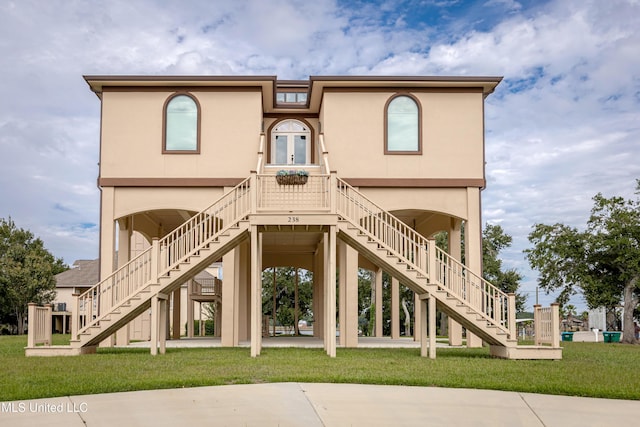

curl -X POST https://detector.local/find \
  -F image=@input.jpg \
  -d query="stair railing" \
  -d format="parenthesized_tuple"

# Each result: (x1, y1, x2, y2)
(335, 177, 513, 335)
(74, 176, 252, 339)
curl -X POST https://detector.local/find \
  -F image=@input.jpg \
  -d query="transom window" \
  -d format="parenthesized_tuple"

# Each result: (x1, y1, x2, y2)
(270, 119, 311, 165)
(276, 91, 308, 104)
(385, 94, 421, 154)
(163, 94, 200, 153)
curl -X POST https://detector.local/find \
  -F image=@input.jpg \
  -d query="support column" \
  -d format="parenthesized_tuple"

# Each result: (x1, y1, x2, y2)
(375, 268, 383, 337)
(391, 277, 400, 339)
(187, 280, 194, 338)
(413, 292, 421, 341)
(172, 288, 181, 340)
(448, 218, 463, 346)
(214, 300, 222, 337)
(324, 226, 337, 357)
(420, 295, 437, 358)
(466, 188, 483, 348)
(150, 293, 168, 355)
(420, 298, 428, 357)
(250, 226, 262, 357)
(338, 240, 358, 347)
(221, 248, 240, 347)
(238, 240, 251, 342)
(314, 238, 325, 339)
(159, 297, 167, 354)
(99, 188, 117, 348)
(115, 217, 132, 345)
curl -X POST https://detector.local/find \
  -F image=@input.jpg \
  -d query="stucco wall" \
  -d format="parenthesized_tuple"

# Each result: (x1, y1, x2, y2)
(321, 90, 485, 180)
(100, 90, 263, 179)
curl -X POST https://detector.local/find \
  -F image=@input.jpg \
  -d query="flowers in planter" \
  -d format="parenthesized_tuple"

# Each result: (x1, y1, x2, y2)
(276, 169, 309, 185)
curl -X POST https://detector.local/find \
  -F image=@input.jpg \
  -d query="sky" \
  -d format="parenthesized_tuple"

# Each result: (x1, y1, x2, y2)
(0, 0, 638, 311)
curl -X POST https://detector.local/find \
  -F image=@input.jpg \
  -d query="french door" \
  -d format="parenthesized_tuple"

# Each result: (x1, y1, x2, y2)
(271, 119, 310, 165)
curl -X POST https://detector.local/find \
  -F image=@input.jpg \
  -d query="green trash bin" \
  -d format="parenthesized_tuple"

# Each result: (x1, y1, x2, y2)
(603, 331, 621, 343)
(561, 332, 574, 342)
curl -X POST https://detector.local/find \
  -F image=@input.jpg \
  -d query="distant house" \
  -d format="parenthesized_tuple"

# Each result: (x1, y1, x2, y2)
(53, 259, 99, 334)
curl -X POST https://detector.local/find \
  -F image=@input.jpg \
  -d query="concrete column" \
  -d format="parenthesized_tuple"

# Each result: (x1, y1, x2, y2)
(375, 268, 383, 337)
(429, 295, 436, 359)
(215, 300, 222, 337)
(150, 295, 160, 356)
(448, 218, 463, 346)
(172, 288, 181, 340)
(250, 226, 262, 357)
(159, 296, 167, 355)
(391, 277, 400, 339)
(314, 238, 325, 339)
(465, 188, 483, 348)
(338, 240, 358, 347)
(98, 188, 117, 348)
(238, 240, 251, 342)
(221, 248, 240, 346)
(115, 217, 132, 346)
(420, 298, 428, 357)
(324, 226, 337, 357)
(413, 292, 421, 341)
(187, 281, 194, 338)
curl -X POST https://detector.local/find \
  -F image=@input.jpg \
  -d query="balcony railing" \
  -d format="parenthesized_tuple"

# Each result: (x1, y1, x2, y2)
(256, 174, 331, 211)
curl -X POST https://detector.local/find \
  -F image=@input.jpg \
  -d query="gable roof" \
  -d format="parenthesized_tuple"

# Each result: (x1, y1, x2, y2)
(55, 259, 99, 288)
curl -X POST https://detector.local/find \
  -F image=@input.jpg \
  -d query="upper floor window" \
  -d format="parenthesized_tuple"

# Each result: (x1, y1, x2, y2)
(385, 94, 421, 154)
(163, 94, 200, 153)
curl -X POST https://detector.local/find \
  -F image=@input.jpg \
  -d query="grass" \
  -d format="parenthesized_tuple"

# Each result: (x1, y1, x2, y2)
(1, 335, 639, 401)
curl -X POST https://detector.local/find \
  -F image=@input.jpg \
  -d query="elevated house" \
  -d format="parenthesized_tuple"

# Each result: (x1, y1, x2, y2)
(26, 75, 561, 359)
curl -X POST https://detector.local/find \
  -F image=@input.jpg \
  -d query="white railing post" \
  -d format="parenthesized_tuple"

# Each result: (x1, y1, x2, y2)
(72, 293, 80, 340)
(508, 293, 516, 340)
(151, 238, 160, 282)
(427, 239, 436, 283)
(551, 303, 560, 348)
(250, 172, 257, 215)
(533, 304, 541, 345)
(45, 304, 52, 345)
(27, 303, 36, 348)
(330, 172, 337, 214)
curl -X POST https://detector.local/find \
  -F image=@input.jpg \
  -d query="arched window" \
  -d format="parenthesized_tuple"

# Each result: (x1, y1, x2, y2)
(385, 94, 421, 154)
(270, 119, 311, 165)
(163, 94, 200, 153)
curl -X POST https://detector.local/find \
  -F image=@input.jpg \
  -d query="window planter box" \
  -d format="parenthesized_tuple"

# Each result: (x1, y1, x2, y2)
(276, 174, 308, 185)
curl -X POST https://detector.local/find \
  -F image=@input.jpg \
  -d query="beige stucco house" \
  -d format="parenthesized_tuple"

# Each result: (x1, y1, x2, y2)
(27, 75, 561, 359)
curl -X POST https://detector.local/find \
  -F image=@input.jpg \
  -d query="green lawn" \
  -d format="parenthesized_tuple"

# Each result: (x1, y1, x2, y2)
(1, 335, 639, 401)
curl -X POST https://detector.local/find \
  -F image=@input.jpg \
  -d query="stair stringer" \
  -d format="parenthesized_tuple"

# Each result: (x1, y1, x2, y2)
(74, 222, 250, 348)
(337, 221, 514, 348)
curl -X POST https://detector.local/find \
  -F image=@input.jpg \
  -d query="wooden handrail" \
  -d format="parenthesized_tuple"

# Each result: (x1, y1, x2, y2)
(75, 177, 252, 338)
(335, 176, 513, 335)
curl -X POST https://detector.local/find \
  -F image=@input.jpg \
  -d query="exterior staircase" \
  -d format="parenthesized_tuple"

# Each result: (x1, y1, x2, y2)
(27, 169, 561, 359)
(69, 178, 252, 351)
(335, 178, 514, 348)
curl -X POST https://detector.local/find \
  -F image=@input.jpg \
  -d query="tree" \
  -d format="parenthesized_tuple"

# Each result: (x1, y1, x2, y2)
(526, 181, 640, 344)
(482, 224, 526, 312)
(0, 218, 67, 334)
(261, 267, 313, 335)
